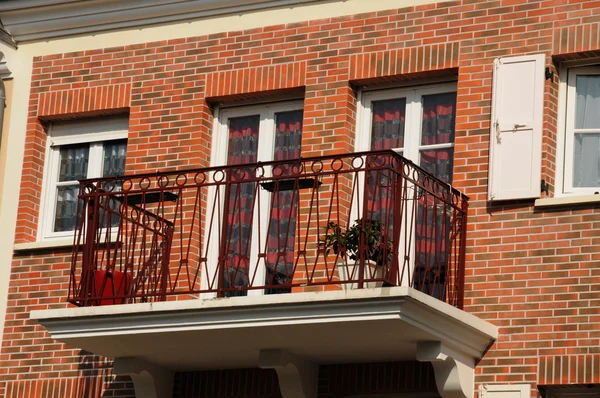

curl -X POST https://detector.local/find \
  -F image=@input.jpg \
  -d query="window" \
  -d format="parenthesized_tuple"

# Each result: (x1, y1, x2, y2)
(357, 83, 457, 183)
(208, 101, 303, 296)
(357, 83, 457, 294)
(40, 117, 128, 240)
(562, 66, 600, 194)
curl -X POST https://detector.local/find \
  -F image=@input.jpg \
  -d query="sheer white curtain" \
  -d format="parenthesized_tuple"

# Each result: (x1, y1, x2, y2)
(55, 145, 89, 232)
(103, 140, 127, 177)
(54, 140, 127, 232)
(574, 75, 600, 188)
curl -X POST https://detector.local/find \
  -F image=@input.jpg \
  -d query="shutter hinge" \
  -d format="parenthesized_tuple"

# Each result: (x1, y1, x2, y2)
(541, 179, 550, 195)
(494, 119, 501, 144)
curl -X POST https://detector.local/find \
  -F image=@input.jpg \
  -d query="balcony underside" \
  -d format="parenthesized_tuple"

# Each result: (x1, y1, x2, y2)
(33, 287, 496, 371)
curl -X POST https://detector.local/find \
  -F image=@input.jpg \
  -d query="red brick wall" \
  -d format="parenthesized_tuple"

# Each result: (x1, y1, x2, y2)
(3, 0, 600, 396)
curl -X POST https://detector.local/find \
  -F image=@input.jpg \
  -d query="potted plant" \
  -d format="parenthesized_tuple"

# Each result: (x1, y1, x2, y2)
(321, 218, 392, 289)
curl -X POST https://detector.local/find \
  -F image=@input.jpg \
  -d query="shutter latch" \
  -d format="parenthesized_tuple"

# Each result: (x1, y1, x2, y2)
(494, 119, 501, 144)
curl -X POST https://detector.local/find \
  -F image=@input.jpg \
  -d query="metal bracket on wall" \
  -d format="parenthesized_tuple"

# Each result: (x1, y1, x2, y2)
(541, 179, 550, 195)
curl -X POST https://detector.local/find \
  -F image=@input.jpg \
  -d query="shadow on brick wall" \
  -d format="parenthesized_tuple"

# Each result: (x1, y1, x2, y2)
(77, 350, 136, 398)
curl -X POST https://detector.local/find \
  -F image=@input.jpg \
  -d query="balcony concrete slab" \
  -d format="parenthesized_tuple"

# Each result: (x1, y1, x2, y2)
(32, 287, 496, 373)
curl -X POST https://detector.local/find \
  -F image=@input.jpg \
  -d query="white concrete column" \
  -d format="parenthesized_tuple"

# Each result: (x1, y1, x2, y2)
(114, 357, 174, 398)
(259, 349, 317, 398)
(417, 341, 475, 398)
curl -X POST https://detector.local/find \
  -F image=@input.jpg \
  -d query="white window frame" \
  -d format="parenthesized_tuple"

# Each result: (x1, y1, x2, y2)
(356, 82, 457, 164)
(202, 100, 304, 298)
(557, 64, 600, 196)
(39, 117, 129, 241)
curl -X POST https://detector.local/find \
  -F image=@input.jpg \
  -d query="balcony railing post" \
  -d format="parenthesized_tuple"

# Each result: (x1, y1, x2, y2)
(159, 224, 174, 301)
(391, 155, 404, 286)
(217, 170, 232, 297)
(358, 156, 371, 290)
(457, 198, 469, 310)
(81, 185, 101, 306)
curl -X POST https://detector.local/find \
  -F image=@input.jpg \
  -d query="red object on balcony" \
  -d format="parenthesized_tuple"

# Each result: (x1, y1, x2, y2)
(93, 270, 133, 306)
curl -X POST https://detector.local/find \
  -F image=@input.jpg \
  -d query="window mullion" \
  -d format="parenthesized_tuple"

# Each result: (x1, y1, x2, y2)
(405, 90, 422, 164)
(258, 108, 274, 163)
(87, 143, 103, 178)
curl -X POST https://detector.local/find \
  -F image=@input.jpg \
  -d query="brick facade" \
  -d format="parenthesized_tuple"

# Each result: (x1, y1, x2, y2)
(2, 0, 600, 397)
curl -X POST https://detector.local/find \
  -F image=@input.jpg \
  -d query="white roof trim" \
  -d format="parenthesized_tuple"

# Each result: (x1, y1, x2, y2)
(0, 51, 10, 77)
(0, 0, 323, 43)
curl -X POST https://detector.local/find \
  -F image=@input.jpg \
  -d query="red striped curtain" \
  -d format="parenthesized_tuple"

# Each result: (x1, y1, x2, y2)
(414, 92, 456, 299)
(419, 92, 455, 182)
(365, 98, 406, 222)
(365, 93, 456, 293)
(363, 98, 406, 275)
(265, 110, 303, 294)
(224, 115, 260, 295)
(370, 98, 406, 151)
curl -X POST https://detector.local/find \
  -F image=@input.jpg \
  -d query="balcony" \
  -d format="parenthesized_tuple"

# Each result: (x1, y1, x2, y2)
(32, 150, 497, 398)
(67, 150, 468, 306)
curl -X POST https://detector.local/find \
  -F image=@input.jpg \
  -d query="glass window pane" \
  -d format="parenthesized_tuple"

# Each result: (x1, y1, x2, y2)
(421, 92, 456, 146)
(576, 75, 600, 129)
(54, 184, 81, 232)
(371, 98, 406, 150)
(101, 140, 127, 228)
(227, 115, 260, 165)
(274, 110, 303, 162)
(420, 148, 454, 184)
(573, 133, 600, 187)
(103, 139, 127, 177)
(58, 144, 89, 182)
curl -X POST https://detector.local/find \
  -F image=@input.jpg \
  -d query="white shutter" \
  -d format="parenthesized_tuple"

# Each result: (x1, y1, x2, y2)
(480, 384, 530, 398)
(488, 54, 545, 201)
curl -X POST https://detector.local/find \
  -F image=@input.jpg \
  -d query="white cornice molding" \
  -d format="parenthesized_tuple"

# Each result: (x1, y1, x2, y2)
(0, 0, 452, 45)
(0, 0, 324, 43)
(0, 51, 11, 78)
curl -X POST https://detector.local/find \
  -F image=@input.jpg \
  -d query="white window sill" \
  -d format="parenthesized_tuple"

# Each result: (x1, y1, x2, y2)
(14, 233, 119, 252)
(534, 194, 600, 208)
(14, 239, 75, 252)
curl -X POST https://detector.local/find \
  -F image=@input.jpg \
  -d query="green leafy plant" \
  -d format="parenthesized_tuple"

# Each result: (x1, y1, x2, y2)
(321, 218, 392, 265)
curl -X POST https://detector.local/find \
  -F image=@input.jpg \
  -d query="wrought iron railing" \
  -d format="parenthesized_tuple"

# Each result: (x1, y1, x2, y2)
(68, 150, 468, 308)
